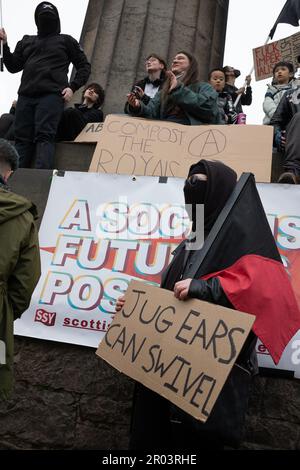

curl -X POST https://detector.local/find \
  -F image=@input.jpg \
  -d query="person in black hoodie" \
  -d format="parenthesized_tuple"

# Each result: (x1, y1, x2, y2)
(56, 82, 104, 141)
(0, 2, 91, 169)
(115, 160, 258, 450)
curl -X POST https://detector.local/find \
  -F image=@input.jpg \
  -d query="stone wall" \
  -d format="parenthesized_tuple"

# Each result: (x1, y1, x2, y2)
(72, 0, 229, 115)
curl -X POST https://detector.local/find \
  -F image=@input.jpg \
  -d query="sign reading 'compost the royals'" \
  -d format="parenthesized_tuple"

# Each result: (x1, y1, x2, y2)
(97, 280, 255, 422)
(89, 115, 273, 182)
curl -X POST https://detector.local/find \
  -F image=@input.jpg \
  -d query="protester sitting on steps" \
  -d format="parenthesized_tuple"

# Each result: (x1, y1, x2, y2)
(56, 82, 104, 141)
(208, 68, 237, 124)
(0, 100, 17, 141)
(127, 51, 220, 125)
(263, 61, 294, 125)
(124, 53, 167, 114)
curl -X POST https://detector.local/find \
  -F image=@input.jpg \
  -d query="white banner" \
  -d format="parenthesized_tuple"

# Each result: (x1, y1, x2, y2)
(15, 172, 189, 347)
(256, 183, 300, 378)
(15, 174, 300, 377)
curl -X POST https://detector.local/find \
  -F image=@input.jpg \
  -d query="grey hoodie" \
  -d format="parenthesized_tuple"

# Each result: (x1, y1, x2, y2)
(263, 81, 293, 125)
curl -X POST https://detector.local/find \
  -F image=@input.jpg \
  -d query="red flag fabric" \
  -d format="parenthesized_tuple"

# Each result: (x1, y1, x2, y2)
(186, 171, 300, 365)
(202, 254, 300, 364)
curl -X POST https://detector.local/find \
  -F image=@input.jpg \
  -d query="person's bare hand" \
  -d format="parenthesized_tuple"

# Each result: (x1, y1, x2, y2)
(62, 87, 73, 102)
(245, 75, 252, 86)
(174, 278, 192, 300)
(0, 28, 7, 44)
(166, 70, 178, 92)
(115, 295, 126, 312)
(237, 86, 246, 95)
(127, 92, 141, 109)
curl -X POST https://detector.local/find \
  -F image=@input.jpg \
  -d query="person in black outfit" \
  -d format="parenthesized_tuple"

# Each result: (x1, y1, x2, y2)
(115, 160, 258, 450)
(124, 53, 166, 113)
(0, 2, 91, 169)
(56, 82, 104, 141)
(270, 77, 300, 184)
(223, 65, 252, 114)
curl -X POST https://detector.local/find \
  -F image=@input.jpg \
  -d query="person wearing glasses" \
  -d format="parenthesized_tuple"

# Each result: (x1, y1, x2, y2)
(126, 51, 219, 125)
(124, 53, 167, 113)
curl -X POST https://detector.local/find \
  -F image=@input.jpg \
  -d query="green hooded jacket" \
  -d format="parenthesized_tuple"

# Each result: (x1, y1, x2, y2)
(0, 186, 41, 399)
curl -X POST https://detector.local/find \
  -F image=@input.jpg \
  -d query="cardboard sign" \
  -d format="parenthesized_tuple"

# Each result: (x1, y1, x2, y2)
(97, 280, 255, 422)
(253, 32, 300, 81)
(88, 115, 273, 182)
(75, 122, 103, 142)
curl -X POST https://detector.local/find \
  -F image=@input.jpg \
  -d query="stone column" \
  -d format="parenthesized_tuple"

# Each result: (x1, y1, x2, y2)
(78, 0, 229, 115)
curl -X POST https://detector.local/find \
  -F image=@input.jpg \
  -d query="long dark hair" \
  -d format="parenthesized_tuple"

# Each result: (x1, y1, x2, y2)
(160, 51, 199, 104)
(177, 51, 199, 86)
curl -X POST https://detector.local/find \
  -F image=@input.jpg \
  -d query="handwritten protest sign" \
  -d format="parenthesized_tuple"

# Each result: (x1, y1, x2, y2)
(253, 32, 300, 81)
(97, 280, 255, 422)
(89, 115, 273, 182)
(75, 122, 104, 143)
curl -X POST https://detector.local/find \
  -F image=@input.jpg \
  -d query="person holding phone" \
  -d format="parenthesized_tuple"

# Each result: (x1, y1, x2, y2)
(126, 51, 219, 125)
(124, 53, 166, 113)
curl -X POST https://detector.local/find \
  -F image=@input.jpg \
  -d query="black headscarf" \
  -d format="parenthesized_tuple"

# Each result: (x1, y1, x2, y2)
(163, 160, 237, 290)
(184, 159, 237, 236)
(35, 2, 61, 37)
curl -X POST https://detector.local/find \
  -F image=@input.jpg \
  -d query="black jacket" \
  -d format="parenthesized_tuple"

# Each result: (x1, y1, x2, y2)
(162, 241, 257, 374)
(271, 81, 300, 130)
(270, 81, 300, 148)
(3, 34, 91, 97)
(74, 103, 103, 123)
(124, 73, 166, 113)
(224, 83, 252, 114)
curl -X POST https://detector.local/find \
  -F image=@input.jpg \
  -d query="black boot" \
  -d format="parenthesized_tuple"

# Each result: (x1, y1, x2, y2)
(34, 141, 56, 169)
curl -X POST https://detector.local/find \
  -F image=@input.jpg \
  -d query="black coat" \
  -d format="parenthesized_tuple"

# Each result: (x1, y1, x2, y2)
(3, 34, 91, 96)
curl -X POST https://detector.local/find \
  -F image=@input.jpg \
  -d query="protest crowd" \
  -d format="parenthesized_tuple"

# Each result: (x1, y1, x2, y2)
(0, 0, 300, 453)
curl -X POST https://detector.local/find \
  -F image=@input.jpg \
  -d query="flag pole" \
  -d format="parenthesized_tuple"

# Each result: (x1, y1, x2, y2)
(0, 0, 3, 72)
(234, 34, 271, 109)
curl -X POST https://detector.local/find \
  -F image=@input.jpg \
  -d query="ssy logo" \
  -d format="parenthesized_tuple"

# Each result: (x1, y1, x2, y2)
(35, 309, 56, 327)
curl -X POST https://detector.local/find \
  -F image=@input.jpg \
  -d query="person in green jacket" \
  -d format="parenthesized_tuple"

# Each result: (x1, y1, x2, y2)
(0, 139, 41, 399)
(126, 50, 220, 125)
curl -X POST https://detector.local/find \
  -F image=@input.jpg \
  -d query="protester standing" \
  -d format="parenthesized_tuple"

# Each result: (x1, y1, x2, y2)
(0, 2, 91, 169)
(0, 139, 41, 399)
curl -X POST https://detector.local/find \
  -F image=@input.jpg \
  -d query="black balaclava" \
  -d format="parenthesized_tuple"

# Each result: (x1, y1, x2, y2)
(35, 2, 60, 37)
(184, 159, 237, 236)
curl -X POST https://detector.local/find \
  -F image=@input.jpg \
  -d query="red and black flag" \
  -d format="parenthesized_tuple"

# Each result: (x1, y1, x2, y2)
(269, 0, 300, 39)
(187, 173, 300, 365)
